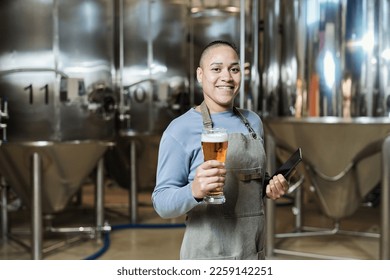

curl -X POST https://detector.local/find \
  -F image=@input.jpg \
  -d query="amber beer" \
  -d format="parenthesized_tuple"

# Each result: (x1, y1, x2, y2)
(201, 128, 228, 204)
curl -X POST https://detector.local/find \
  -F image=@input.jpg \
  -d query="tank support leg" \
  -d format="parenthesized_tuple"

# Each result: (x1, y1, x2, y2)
(31, 152, 42, 260)
(129, 140, 138, 224)
(96, 157, 104, 241)
(0, 177, 8, 241)
(265, 135, 276, 258)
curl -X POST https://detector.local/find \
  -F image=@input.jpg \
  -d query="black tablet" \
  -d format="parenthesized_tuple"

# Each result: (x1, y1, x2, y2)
(271, 148, 302, 179)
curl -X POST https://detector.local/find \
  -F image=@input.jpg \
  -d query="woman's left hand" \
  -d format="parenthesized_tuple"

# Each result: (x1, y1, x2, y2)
(265, 174, 289, 200)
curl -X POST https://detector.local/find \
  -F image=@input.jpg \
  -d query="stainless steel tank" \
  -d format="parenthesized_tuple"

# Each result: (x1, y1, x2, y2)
(105, 0, 190, 194)
(117, 0, 190, 135)
(0, 0, 115, 214)
(261, 0, 390, 220)
(263, 0, 390, 118)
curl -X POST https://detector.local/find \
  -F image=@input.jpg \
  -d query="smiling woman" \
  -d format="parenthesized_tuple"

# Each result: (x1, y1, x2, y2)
(152, 40, 289, 260)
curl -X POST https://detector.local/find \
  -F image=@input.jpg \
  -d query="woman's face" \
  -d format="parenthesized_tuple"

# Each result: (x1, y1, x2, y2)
(196, 45, 241, 112)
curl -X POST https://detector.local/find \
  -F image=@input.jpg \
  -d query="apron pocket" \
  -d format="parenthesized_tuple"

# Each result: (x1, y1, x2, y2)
(223, 168, 264, 218)
(236, 167, 263, 181)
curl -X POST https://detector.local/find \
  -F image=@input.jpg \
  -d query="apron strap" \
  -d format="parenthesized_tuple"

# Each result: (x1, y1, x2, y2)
(200, 101, 213, 129)
(200, 101, 258, 139)
(233, 107, 258, 139)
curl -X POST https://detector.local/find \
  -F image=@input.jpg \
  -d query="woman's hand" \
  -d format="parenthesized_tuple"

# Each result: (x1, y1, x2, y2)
(266, 174, 289, 200)
(192, 160, 226, 200)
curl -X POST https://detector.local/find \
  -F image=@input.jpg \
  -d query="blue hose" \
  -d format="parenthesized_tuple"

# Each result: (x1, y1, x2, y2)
(83, 223, 186, 260)
(84, 232, 111, 260)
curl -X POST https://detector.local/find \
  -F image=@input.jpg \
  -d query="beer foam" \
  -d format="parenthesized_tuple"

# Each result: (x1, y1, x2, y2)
(201, 132, 228, 142)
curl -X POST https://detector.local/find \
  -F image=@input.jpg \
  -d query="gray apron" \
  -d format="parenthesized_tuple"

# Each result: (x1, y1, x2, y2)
(180, 102, 267, 260)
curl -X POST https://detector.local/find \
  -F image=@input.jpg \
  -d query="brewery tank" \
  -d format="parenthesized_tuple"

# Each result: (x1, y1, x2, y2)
(0, 0, 116, 214)
(104, 0, 191, 195)
(261, 0, 390, 220)
(105, 0, 259, 197)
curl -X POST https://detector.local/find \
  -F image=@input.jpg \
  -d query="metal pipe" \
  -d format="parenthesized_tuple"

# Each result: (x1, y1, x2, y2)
(265, 134, 276, 258)
(273, 248, 355, 260)
(302, 226, 380, 238)
(53, 0, 60, 77)
(0, 68, 68, 78)
(31, 152, 42, 260)
(239, 0, 245, 108)
(189, 12, 195, 108)
(364, 0, 376, 117)
(251, 0, 259, 111)
(147, 0, 154, 132)
(275, 224, 379, 239)
(276, 226, 339, 238)
(380, 135, 390, 259)
(95, 157, 104, 241)
(47, 225, 111, 234)
(118, 0, 125, 115)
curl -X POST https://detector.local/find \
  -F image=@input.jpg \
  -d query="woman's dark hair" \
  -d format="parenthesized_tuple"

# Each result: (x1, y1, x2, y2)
(199, 40, 239, 66)
(201, 40, 239, 55)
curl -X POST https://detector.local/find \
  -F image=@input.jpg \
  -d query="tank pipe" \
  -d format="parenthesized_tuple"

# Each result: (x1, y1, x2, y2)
(117, 0, 127, 119)
(146, 0, 155, 132)
(251, 0, 259, 112)
(189, 14, 195, 108)
(275, 223, 340, 238)
(47, 225, 111, 234)
(239, 0, 245, 108)
(83, 223, 185, 260)
(53, 0, 60, 80)
(0, 68, 68, 78)
(272, 248, 354, 260)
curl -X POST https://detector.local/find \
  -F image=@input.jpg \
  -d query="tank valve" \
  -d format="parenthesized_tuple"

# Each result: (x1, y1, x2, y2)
(0, 98, 8, 144)
(87, 82, 117, 120)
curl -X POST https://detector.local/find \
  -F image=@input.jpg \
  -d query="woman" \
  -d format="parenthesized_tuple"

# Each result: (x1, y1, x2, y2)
(152, 40, 288, 259)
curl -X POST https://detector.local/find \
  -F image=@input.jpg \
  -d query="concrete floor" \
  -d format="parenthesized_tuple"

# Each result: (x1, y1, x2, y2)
(0, 181, 381, 260)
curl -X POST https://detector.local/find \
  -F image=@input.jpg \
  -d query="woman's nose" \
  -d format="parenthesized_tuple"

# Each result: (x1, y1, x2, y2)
(221, 69, 233, 81)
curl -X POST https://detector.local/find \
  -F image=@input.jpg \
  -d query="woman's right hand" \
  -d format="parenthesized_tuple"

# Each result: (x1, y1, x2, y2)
(191, 160, 226, 200)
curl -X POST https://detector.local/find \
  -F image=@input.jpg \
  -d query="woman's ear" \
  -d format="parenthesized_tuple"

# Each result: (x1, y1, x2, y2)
(196, 67, 202, 85)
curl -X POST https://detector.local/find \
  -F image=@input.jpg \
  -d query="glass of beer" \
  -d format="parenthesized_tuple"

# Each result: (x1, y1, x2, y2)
(201, 127, 228, 204)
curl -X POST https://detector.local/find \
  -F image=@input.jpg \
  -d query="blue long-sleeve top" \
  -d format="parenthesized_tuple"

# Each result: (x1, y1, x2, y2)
(152, 107, 264, 219)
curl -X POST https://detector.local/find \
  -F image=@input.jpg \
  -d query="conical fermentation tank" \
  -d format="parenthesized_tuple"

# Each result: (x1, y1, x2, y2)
(261, 0, 390, 220)
(0, 0, 116, 214)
